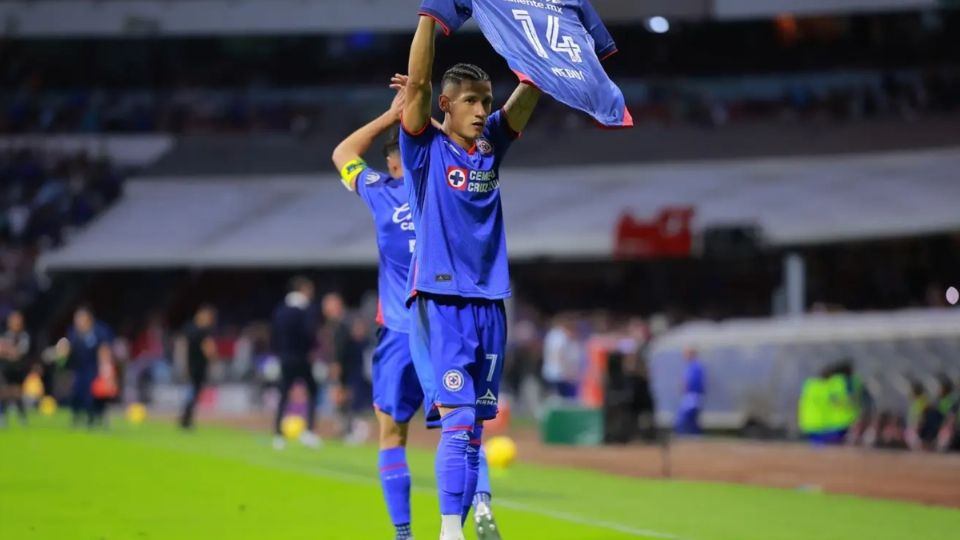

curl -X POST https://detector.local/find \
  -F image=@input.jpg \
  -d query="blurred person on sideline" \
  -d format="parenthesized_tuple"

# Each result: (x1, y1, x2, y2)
(674, 348, 705, 435)
(934, 376, 958, 452)
(90, 350, 119, 427)
(272, 277, 321, 450)
(541, 315, 582, 400)
(905, 380, 941, 451)
(325, 292, 366, 442)
(57, 306, 114, 427)
(179, 304, 218, 430)
(0, 310, 31, 426)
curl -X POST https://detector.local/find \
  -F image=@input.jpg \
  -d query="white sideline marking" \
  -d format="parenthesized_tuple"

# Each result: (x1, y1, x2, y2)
(142, 435, 688, 539)
(298, 461, 685, 539)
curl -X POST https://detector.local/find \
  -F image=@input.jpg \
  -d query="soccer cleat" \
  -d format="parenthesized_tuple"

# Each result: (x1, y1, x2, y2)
(272, 436, 286, 450)
(474, 502, 502, 540)
(299, 431, 322, 449)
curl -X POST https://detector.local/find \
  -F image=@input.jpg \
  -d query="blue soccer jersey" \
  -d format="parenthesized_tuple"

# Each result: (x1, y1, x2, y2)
(400, 110, 518, 301)
(342, 166, 417, 332)
(419, 0, 632, 127)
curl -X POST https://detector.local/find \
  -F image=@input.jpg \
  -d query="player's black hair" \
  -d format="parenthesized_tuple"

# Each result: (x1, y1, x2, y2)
(441, 63, 490, 89)
(288, 275, 314, 293)
(382, 127, 400, 158)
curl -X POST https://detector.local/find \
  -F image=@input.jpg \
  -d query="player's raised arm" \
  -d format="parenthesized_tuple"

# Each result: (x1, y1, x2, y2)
(331, 76, 406, 188)
(502, 82, 542, 134)
(402, 15, 437, 135)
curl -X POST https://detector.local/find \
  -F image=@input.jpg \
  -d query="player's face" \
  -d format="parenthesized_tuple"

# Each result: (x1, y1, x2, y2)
(442, 80, 493, 141)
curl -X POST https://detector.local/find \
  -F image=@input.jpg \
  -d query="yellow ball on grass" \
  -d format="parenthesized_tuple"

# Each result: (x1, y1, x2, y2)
(126, 402, 148, 424)
(281, 415, 306, 440)
(484, 436, 518, 470)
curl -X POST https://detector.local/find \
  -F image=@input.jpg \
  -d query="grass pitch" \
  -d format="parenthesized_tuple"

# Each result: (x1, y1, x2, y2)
(1, 415, 957, 540)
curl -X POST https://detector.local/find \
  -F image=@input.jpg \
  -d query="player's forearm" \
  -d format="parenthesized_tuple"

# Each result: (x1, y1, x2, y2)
(331, 110, 398, 171)
(403, 16, 436, 133)
(503, 83, 542, 133)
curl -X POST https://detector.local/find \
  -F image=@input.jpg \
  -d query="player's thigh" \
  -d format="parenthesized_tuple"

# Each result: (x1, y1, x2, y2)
(475, 300, 507, 421)
(413, 295, 481, 409)
(373, 328, 424, 425)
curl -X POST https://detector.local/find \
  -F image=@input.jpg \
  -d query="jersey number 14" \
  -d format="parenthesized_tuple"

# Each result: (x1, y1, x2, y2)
(512, 9, 583, 63)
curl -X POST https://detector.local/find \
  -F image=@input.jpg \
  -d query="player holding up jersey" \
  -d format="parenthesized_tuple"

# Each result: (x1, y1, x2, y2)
(332, 77, 503, 540)
(401, 13, 541, 540)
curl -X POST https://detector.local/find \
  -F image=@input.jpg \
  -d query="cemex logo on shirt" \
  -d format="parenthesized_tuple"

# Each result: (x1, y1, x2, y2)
(446, 166, 500, 194)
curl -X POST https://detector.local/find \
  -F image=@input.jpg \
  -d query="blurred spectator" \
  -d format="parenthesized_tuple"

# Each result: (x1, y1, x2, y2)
(271, 277, 320, 449)
(324, 291, 367, 443)
(675, 348, 706, 435)
(0, 309, 31, 425)
(58, 306, 114, 428)
(542, 315, 583, 400)
(179, 304, 218, 430)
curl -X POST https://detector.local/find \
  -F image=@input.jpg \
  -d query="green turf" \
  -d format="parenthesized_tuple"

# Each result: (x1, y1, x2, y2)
(1, 415, 958, 540)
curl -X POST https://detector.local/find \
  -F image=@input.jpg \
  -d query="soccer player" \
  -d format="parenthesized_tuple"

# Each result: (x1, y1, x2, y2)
(401, 14, 541, 540)
(57, 306, 114, 428)
(332, 76, 502, 540)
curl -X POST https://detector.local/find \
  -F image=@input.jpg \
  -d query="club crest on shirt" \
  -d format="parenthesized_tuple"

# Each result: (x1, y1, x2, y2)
(476, 138, 494, 155)
(443, 369, 465, 392)
(446, 167, 469, 191)
(363, 171, 381, 185)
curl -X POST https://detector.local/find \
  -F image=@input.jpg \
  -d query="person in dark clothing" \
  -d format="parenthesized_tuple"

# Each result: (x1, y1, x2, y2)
(57, 306, 114, 427)
(179, 305, 218, 430)
(324, 292, 365, 440)
(272, 277, 321, 449)
(0, 310, 31, 426)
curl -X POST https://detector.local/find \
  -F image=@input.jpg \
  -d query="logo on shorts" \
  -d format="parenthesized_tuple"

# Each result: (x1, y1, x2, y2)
(443, 369, 465, 392)
(447, 167, 468, 191)
(476, 389, 498, 407)
(476, 138, 493, 155)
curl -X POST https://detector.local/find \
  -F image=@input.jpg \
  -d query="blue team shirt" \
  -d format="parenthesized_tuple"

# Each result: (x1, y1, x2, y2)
(67, 322, 113, 373)
(419, 0, 632, 127)
(400, 110, 517, 301)
(349, 168, 417, 332)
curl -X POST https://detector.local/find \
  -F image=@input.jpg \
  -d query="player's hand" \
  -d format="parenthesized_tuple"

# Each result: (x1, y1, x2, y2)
(388, 73, 409, 121)
(389, 73, 409, 91)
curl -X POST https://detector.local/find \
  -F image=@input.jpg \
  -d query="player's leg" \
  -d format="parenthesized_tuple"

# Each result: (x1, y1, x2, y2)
(470, 301, 507, 538)
(373, 327, 423, 540)
(377, 410, 413, 540)
(410, 295, 479, 540)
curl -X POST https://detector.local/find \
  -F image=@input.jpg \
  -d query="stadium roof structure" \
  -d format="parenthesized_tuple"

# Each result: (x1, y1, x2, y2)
(39, 146, 960, 270)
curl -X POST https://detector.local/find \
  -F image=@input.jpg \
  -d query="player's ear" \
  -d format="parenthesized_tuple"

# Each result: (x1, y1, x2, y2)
(438, 94, 450, 114)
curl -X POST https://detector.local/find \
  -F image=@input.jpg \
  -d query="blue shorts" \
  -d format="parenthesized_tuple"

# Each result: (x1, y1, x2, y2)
(372, 327, 425, 424)
(410, 294, 506, 422)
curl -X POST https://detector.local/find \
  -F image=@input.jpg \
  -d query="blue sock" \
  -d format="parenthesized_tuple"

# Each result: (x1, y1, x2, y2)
(474, 444, 492, 505)
(379, 447, 412, 533)
(437, 407, 475, 516)
(461, 423, 483, 524)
